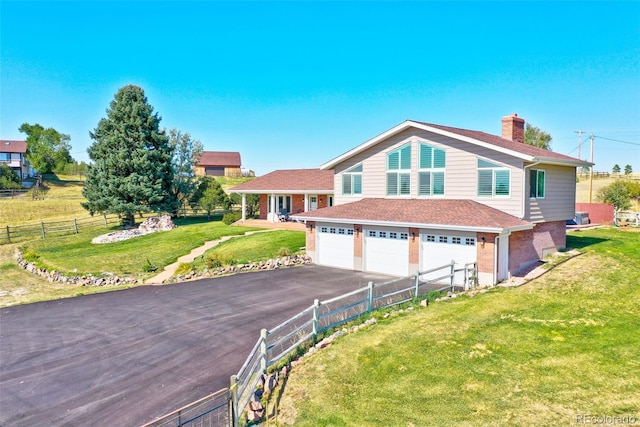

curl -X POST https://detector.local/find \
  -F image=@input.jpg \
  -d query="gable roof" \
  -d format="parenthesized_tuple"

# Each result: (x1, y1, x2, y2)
(198, 151, 241, 167)
(321, 120, 592, 169)
(230, 169, 334, 194)
(0, 140, 27, 154)
(292, 198, 533, 233)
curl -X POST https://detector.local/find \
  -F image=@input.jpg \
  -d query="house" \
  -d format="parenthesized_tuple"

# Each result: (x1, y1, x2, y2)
(0, 140, 32, 180)
(289, 114, 591, 286)
(230, 169, 334, 222)
(195, 151, 242, 177)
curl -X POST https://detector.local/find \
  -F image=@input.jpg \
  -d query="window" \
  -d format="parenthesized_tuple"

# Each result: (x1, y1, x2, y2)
(338, 228, 345, 235)
(426, 235, 435, 242)
(477, 159, 510, 197)
(530, 169, 545, 198)
(439, 236, 448, 243)
(387, 144, 411, 196)
(342, 164, 362, 196)
(330, 228, 336, 234)
(379, 231, 387, 238)
(368, 230, 376, 237)
(400, 233, 408, 240)
(418, 143, 446, 196)
(321, 227, 328, 233)
(465, 238, 476, 246)
(0, 153, 10, 161)
(390, 232, 397, 239)
(347, 229, 354, 236)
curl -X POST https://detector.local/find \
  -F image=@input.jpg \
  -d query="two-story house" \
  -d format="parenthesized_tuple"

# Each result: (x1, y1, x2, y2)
(0, 140, 31, 180)
(290, 114, 591, 286)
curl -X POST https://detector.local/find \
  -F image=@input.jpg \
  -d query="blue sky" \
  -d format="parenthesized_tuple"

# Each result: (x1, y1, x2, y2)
(2, 1, 639, 176)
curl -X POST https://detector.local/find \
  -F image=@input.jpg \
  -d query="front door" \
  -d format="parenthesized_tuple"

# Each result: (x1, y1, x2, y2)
(309, 196, 318, 211)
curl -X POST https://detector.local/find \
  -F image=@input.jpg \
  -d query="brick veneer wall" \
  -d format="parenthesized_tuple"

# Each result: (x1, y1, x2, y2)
(306, 221, 316, 261)
(510, 220, 566, 273)
(259, 194, 268, 220)
(476, 232, 496, 275)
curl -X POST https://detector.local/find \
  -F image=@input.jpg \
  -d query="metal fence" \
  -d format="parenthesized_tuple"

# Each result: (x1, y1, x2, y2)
(615, 210, 640, 227)
(140, 261, 477, 427)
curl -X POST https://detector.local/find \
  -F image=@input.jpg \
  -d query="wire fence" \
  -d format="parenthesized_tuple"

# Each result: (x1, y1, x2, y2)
(614, 210, 640, 227)
(142, 261, 477, 427)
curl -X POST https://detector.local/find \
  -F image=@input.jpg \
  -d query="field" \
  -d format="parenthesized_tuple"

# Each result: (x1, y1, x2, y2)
(275, 227, 640, 426)
(576, 173, 640, 209)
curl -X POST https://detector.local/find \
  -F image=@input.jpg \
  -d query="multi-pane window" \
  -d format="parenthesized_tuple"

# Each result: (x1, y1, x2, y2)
(342, 164, 363, 196)
(418, 143, 446, 196)
(477, 159, 510, 197)
(387, 144, 411, 196)
(529, 169, 546, 198)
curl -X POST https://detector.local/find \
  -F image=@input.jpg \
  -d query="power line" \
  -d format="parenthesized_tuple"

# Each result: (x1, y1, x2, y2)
(594, 135, 640, 146)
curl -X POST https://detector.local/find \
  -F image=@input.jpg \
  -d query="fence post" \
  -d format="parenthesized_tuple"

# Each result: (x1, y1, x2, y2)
(312, 299, 320, 336)
(104, 214, 107, 227)
(41, 222, 46, 239)
(414, 275, 420, 298)
(230, 374, 238, 427)
(367, 281, 374, 313)
(260, 328, 268, 373)
(5, 226, 10, 244)
(450, 260, 455, 293)
(74, 218, 79, 234)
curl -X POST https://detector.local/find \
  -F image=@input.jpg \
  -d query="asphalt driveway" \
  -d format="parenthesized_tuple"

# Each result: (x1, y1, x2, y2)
(0, 265, 393, 426)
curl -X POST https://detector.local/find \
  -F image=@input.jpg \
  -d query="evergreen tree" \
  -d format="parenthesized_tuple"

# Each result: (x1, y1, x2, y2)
(0, 164, 22, 189)
(612, 164, 621, 174)
(82, 85, 177, 225)
(624, 164, 633, 175)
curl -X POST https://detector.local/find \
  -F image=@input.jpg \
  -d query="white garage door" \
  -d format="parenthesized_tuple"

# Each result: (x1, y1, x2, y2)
(420, 230, 477, 284)
(317, 224, 354, 270)
(364, 227, 409, 277)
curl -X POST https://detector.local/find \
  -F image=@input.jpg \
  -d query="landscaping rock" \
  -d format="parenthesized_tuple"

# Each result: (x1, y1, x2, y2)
(92, 215, 176, 244)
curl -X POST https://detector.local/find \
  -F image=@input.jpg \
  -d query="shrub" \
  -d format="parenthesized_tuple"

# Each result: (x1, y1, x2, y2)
(174, 262, 193, 276)
(222, 212, 242, 225)
(204, 252, 231, 269)
(278, 247, 291, 257)
(142, 258, 158, 272)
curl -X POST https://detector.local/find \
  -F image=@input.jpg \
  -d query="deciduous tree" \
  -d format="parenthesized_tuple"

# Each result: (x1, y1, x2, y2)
(195, 177, 230, 219)
(624, 164, 633, 175)
(597, 180, 631, 211)
(524, 124, 552, 150)
(82, 85, 177, 225)
(168, 128, 203, 213)
(19, 123, 73, 173)
(0, 164, 21, 189)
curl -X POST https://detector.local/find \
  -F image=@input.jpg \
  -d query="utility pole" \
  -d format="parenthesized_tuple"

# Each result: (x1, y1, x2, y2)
(575, 129, 584, 161)
(589, 133, 594, 203)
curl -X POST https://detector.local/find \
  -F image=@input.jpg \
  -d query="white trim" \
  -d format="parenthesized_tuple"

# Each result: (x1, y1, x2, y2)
(290, 215, 533, 233)
(232, 189, 333, 195)
(320, 120, 590, 170)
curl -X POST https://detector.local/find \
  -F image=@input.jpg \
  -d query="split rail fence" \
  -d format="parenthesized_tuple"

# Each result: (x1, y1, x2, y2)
(0, 215, 123, 245)
(143, 261, 477, 427)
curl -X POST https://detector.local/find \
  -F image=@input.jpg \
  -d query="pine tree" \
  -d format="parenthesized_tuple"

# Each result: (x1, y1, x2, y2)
(82, 85, 177, 226)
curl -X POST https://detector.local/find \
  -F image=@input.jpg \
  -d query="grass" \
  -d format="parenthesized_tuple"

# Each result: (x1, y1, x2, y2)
(190, 230, 305, 269)
(19, 218, 260, 277)
(0, 174, 88, 226)
(576, 173, 640, 209)
(275, 228, 640, 426)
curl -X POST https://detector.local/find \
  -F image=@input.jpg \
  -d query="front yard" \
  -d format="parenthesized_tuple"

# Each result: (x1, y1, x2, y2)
(274, 227, 640, 426)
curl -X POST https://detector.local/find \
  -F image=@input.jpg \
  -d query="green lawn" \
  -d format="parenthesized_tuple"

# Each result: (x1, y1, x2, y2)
(190, 230, 305, 268)
(276, 228, 640, 426)
(20, 218, 259, 276)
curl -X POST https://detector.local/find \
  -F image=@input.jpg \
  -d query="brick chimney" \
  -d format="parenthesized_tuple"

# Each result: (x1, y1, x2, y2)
(501, 113, 525, 143)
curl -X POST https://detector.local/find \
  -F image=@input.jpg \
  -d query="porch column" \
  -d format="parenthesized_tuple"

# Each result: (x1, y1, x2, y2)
(304, 194, 309, 212)
(270, 193, 277, 223)
(241, 194, 246, 222)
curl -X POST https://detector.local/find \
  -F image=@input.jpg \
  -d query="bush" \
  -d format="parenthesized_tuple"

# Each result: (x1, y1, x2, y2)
(204, 252, 231, 269)
(278, 247, 291, 257)
(142, 258, 158, 272)
(222, 212, 242, 225)
(174, 262, 193, 276)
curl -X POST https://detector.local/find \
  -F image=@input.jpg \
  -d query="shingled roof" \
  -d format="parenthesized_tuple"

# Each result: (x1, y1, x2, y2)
(321, 120, 591, 170)
(0, 140, 27, 154)
(292, 198, 532, 232)
(198, 151, 241, 167)
(230, 169, 334, 194)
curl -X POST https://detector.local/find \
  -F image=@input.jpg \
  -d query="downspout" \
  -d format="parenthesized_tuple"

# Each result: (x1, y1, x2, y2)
(521, 161, 542, 219)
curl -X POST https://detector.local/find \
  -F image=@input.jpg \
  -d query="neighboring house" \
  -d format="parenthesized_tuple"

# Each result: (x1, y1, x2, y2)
(230, 169, 334, 222)
(0, 140, 32, 180)
(289, 114, 591, 286)
(195, 151, 242, 177)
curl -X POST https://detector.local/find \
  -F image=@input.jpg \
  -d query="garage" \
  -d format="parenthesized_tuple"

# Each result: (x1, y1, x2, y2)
(420, 230, 477, 284)
(363, 227, 409, 277)
(317, 223, 354, 270)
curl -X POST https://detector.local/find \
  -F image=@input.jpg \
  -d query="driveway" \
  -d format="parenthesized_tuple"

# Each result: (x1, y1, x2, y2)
(0, 265, 393, 426)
